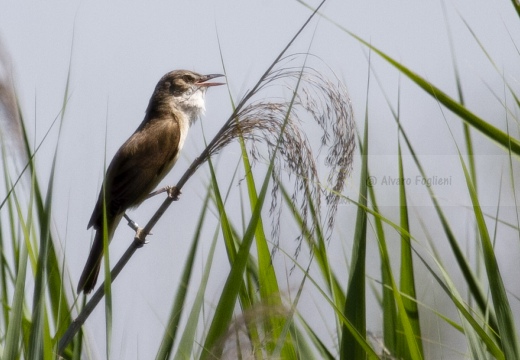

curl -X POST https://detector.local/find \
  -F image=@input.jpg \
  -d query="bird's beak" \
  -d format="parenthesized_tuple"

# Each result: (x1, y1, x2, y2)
(197, 74, 226, 87)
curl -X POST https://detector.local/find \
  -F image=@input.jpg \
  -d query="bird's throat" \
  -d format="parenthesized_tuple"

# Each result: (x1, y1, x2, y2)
(174, 89, 206, 126)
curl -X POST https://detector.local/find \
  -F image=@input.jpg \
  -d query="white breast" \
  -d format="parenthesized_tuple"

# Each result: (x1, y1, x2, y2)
(170, 88, 206, 156)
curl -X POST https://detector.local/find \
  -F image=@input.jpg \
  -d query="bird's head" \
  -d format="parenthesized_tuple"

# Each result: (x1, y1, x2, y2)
(149, 70, 225, 124)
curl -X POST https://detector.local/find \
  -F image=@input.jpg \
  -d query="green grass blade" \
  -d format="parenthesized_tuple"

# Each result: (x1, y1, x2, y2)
(11, 50, 75, 359)
(369, 67, 500, 334)
(48, 49, 74, 353)
(379, 246, 423, 360)
(343, 139, 423, 359)
(175, 232, 220, 360)
(414, 249, 504, 359)
(210, 159, 237, 264)
(200, 150, 273, 359)
(458, 154, 520, 358)
(351, 103, 397, 355)
(46, 239, 72, 346)
(217, 32, 290, 357)
(1, 150, 19, 329)
(272, 190, 323, 358)
(278, 180, 344, 313)
(367, 185, 397, 355)
(28, 138, 57, 360)
(511, 0, 520, 18)
(201, 57, 307, 359)
(340, 97, 368, 360)
(277, 178, 346, 355)
(441, 3, 479, 190)
(297, 314, 335, 359)
(101, 201, 112, 359)
(155, 190, 211, 360)
(279, 245, 379, 358)
(396, 141, 423, 358)
(172, 217, 220, 359)
(4, 195, 31, 359)
(370, 46, 520, 155)
(200, 155, 263, 358)
(237, 136, 296, 358)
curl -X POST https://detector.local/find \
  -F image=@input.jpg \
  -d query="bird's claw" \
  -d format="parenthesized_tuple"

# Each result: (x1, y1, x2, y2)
(134, 227, 150, 247)
(167, 186, 181, 201)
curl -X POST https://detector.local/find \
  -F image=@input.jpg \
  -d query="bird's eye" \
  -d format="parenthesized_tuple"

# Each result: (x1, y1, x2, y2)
(182, 75, 194, 83)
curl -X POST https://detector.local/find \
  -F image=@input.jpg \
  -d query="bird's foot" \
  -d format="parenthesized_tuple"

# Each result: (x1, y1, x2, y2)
(134, 227, 150, 247)
(167, 186, 181, 201)
(125, 213, 152, 236)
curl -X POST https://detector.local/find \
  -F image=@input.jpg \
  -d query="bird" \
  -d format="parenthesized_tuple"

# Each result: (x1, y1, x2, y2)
(77, 70, 225, 294)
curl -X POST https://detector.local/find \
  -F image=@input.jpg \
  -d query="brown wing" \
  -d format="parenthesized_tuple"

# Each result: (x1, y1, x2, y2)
(88, 116, 181, 229)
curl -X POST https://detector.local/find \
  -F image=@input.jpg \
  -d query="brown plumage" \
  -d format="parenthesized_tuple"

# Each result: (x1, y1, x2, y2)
(78, 70, 224, 294)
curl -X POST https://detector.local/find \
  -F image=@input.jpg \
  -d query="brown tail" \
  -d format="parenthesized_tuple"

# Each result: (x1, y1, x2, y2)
(77, 230, 104, 294)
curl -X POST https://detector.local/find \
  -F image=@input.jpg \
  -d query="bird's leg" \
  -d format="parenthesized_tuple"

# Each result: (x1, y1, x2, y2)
(123, 213, 139, 231)
(166, 186, 181, 200)
(146, 186, 182, 200)
(146, 187, 168, 199)
(124, 213, 152, 241)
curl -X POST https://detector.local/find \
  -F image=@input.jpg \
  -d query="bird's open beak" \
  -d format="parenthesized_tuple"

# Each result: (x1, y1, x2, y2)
(197, 74, 226, 87)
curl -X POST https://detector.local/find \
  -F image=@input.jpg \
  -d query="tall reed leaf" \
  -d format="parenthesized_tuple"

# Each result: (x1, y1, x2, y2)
(155, 190, 211, 359)
(340, 83, 368, 360)
(459, 154, 520, 358)
(4, 192, 31, 359)
(396, 141, 423, 358)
